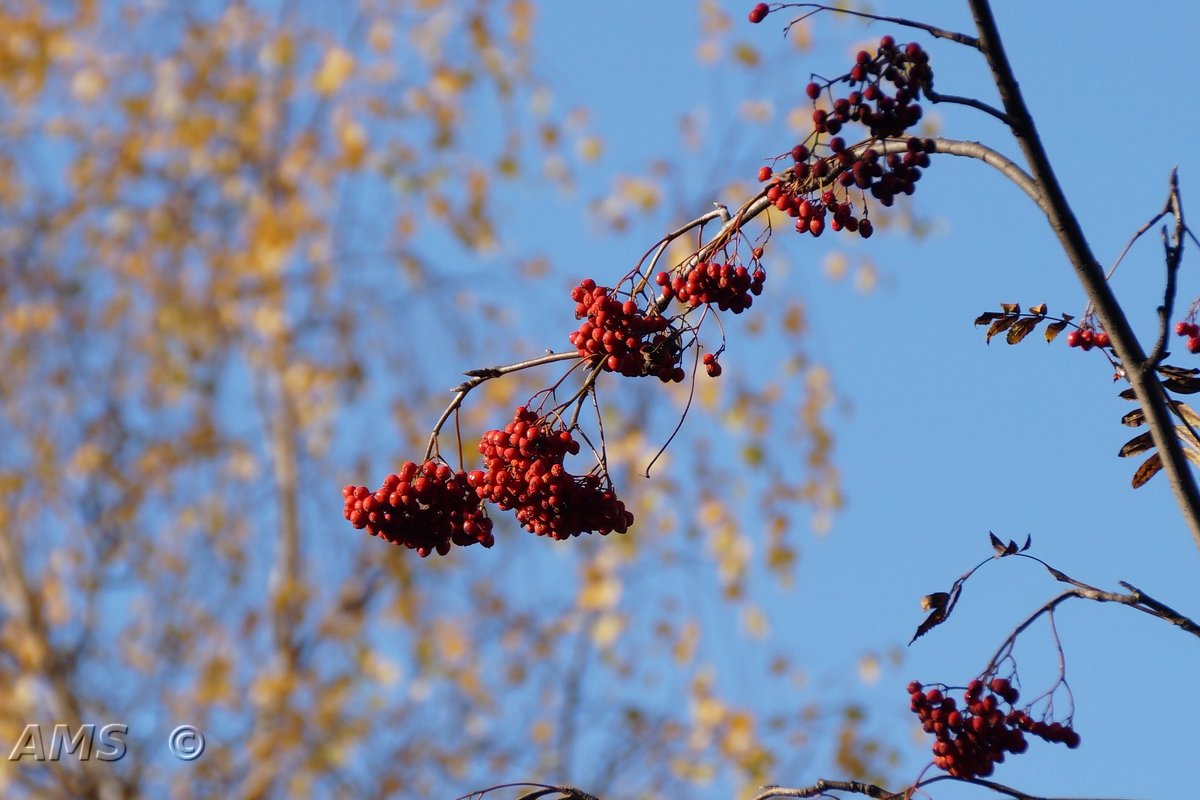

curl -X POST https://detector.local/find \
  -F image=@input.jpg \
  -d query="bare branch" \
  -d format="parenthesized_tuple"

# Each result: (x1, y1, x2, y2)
(425, 351, 581, 460)
(781, 4, 980, 49)
(923, 85, 1011, 126)
(1150, 169, 1186, 364)
(866, 138, 1046, 215)
(967, 0, 1200, 552)
(751, 779, 899, 800)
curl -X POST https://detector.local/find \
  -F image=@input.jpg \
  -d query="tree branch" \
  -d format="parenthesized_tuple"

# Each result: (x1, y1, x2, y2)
(924, 85, 1011, 126)
(782, 4, 981, 49)
(753, 775, 1134, 800)
(967, 0, 1200, 552)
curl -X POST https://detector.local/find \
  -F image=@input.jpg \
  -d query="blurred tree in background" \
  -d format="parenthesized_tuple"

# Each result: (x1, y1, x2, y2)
(0, 2, 864, 798)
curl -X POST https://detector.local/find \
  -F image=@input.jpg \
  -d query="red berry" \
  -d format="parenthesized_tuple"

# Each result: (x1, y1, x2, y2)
(1188, 336, 1200, 354)
(805, 81, 821, 100)
(757, 165, 772, 182)
(858, 219, 873, 239)
(748, 2, 769, 23)
(1094, 331, 1111, 348)
(1066, 330, 1081, 347)
(1176, 321, 1189, 336)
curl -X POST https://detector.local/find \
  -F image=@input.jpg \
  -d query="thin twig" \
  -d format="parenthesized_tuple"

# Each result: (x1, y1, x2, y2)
(781, 4, 980, 49)
(752, 775, 1131, 800)
(923, 85, 1011, 126)
(1081, 170, 1180, 361)
(1150, 168, 1185, 364)
(424, 351, 580, 460)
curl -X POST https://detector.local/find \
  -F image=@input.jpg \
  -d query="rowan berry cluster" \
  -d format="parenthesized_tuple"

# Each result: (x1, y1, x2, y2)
(1175, 320, 1200, 354)
(656, 261, 765, 313)
(342, 460, 495, 557)
(468, 406, 635, 540)
(568, 279, 685, 382)
(815, 38, 932, 141)
(758, 36, 937, 240)
(1064, 326, 1110, 350)
(908, 677, 1080, 779)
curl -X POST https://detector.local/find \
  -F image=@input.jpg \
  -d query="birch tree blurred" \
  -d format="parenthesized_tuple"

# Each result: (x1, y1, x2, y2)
(0, 3, 856, 798)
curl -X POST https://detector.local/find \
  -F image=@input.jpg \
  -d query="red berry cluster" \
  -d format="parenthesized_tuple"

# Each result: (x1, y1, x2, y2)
(908, 677, 1080, 779)
(568, 279, 684, 382)
(747, 2, 768, 23)
(1065, 326, 1111, 350)
(812, 38, 932, 141)
(758, 36, 938, 240)
(342, 460, 494, 557)
(468, 406, 635, 540)
(1175, 320, 1200, 354)
(656, 261, 765, 313)
(701, 352, 722, 377)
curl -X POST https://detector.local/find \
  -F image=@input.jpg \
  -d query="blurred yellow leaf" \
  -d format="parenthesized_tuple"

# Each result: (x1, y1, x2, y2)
(314, 47, 355, 96)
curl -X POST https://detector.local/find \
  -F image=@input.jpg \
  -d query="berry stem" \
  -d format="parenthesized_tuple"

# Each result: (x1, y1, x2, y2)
(424, 350, 583, 461)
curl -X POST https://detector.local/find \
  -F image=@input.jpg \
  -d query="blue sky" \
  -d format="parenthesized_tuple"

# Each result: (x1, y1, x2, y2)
(9, 2, 1199, 798)
(495, 1, 1200, 796)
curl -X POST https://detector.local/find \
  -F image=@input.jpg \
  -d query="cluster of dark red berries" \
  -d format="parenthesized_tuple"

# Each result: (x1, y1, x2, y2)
(747, 2, 769, 23)
(755, 36, 937, 240)
(763, 178, 877, 239)
(656, 261, 765, 313)
(1065, 327, 1111, 350)
(1175, 320, 1200, 354)
(568, 279, 685, 382)
(342, 460, 494, 557)
(908, 677, 1080, 779)
(810, 38, 931, 141)
(468, 406, 634, 540)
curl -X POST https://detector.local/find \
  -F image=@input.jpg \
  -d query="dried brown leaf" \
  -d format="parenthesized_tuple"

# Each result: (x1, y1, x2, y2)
(1158, 365, 1200, 379)
(1163, 376, 1200, 394)
(999, 302, 1020, 314)
(986, 315, 1018, 344)
(909, 606, 947, 645)
(1117, 431, 1155, 458)
(1170, 401, 1200, 428)
(1132, 452, 1163, 489)
(1121, 408, 1146, 427)
(1118, 387, 1138, 401)
(1044, 318, 1070, 343)
(1006, 316, 1041, 345)
(974, 311, 1005, 326)
(1028, 303, 1048, 316)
